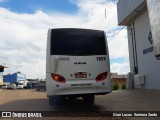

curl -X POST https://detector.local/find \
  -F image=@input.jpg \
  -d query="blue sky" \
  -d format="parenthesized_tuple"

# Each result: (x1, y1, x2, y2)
(0, 0, 129, 78)
(0, 0, 78, 13)
(110, 57, 126, 64)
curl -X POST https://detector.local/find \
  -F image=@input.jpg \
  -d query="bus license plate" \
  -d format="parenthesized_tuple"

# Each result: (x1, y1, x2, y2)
(75, 73, 87, 78)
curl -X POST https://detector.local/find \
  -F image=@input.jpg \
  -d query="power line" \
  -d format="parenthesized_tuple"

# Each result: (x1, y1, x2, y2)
(107, 26, 126, 43)
(92, 0, 124, 43)
(102, 1, 125, 43)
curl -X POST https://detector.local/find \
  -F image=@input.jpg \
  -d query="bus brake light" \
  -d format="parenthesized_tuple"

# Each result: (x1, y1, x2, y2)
(51, 73, 66, 83)
(96, 72, 108, 82)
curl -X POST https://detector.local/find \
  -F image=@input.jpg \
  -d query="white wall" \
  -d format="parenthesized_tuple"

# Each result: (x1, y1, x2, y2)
(117, 0, 146, 25)
(128, 10, 160, 89)
(0, 73, 3, 85)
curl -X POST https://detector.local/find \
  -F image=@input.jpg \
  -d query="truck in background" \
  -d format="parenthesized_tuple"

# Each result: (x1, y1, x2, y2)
(3, 72, 26, 88)
(18, 80, 28, 89)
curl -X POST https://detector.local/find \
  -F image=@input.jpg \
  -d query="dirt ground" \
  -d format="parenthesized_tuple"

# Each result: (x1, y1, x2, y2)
(0, 89, 160, 120)
(0, 89, 118, 120)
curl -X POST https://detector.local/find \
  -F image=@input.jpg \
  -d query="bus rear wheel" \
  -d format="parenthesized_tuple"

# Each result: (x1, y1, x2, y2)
(49, 95, 65, 106)
(83, 95, 95, 106)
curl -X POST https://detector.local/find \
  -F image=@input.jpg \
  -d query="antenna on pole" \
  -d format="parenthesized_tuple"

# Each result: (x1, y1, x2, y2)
(105, 9, 106, 18)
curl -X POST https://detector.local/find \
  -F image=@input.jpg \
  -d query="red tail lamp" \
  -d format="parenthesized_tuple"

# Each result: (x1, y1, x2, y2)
(96, 72, 108, 82)
(51, 73, 66, 83)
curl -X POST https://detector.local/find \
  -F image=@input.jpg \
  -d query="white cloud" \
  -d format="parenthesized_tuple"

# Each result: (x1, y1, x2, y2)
(0, 0, 129, 78)
(111, 61, 130, 74)
(108, 28, 129, 59)
(70, 0, 118, 30)
(107, 28, 130, 74)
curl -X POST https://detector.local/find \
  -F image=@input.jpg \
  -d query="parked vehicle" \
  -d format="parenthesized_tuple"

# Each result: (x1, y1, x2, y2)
(8, 83, 17, 89)
(26, 82, 32, 89)
(18, 80, 28, 89)
(1, 83, 9, 89)
(17, 83, 24, 89)
(36, 81, 46, 91)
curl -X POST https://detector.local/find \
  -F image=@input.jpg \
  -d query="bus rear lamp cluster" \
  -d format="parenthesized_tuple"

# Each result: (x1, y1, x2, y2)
(51, 73, 66, 83)
(96, 72, 108, 82)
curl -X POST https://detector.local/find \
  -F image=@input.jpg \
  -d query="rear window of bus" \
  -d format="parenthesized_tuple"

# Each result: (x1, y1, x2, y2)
(50, 29, 107, 56)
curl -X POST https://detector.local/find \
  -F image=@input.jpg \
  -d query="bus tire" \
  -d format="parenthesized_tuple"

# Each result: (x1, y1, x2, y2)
(83, 95, 95, 106)
(49, 96, 54, 106)
(49, 96, 64, 106)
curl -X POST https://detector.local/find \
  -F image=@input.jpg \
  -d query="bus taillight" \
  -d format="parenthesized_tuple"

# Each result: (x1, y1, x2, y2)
(51, 73, 66, 83)
(96, 72, 108, 82)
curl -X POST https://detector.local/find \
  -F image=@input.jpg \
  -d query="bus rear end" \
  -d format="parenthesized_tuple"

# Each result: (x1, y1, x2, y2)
(46, 28, 111, 105)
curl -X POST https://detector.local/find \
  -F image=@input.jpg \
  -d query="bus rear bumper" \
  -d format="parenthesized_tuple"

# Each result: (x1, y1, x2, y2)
(46, 85, 111, 97)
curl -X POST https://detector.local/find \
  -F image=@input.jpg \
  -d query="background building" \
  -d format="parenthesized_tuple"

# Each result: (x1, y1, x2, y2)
(3, 72, 26, 83)
(117, 0, 160, 89)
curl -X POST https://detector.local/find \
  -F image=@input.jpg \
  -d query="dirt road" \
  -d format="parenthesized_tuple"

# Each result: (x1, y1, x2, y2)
(0, 89, 160, 120)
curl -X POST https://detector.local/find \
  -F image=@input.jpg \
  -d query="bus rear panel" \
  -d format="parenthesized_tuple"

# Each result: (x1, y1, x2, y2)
(46, 28, 111, 99)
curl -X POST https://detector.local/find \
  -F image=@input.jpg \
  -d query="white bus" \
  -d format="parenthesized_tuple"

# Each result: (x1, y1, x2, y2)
(46, 28, 111, 105)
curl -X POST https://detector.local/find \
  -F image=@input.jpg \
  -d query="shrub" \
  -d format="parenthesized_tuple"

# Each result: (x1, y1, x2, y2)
(112, 83, 119, 90)
(121, 84, 126, 90)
